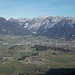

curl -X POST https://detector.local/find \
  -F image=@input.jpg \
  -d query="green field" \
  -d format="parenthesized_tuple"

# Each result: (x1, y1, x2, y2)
(0, 35, 75, 75)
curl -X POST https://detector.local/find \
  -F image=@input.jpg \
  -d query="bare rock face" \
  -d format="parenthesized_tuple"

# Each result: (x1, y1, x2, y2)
(0, 17, 31, 35)
(7, 16, 75, 39)
(36, 16, 75, 39)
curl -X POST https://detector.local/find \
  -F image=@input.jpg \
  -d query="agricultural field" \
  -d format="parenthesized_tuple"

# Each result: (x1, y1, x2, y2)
(0, 35, 75, 75)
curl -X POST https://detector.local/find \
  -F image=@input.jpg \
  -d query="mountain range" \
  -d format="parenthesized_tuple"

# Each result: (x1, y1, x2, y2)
(0, 17, 31, 35)
(0, 16, 75, 39)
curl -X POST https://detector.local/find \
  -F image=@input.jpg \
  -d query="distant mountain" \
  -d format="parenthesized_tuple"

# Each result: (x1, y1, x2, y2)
(36, 16, 75, 39)
(0, 17, 31, 35)
(4, 16, 75, 39)
(8, 16, 48, 32)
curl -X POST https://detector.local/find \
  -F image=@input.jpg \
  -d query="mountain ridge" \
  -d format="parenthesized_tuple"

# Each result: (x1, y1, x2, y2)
(0, 16, 75, 39)
(0, 17, 31, 35)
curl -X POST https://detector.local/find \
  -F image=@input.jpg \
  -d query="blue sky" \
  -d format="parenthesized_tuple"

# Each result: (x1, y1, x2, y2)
(0, 0, 75, 19)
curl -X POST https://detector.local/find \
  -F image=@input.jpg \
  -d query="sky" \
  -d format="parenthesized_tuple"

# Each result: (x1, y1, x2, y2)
(0, 0, 75, 19)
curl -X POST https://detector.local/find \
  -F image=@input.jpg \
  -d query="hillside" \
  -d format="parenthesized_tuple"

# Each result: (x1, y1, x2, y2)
(0, 17, 31, 35)
(0, 16, 75, 39)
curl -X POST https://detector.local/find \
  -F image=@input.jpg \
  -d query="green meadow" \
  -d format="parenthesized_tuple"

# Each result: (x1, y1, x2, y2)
(0, 35, 75, 75)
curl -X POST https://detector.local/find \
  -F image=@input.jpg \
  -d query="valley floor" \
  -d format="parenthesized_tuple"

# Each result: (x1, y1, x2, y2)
(0, 35, 75, 75)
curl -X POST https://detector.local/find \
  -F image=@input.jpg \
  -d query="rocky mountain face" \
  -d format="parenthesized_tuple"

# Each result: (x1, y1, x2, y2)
(1, 16, 75, 39)
(0, 17, 31, 35)
(8, 16, 48, 32)
(36, 16, 75, 39)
